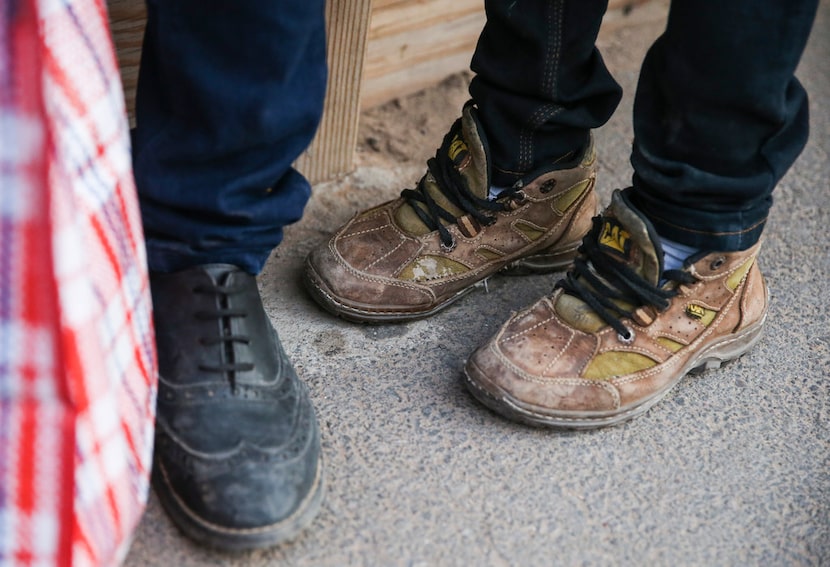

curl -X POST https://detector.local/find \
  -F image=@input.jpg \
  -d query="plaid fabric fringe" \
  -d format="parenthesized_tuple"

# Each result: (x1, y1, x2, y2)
(0, 0, 157, 565)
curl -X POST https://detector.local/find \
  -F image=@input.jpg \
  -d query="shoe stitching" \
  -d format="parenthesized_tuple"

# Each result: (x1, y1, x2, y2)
(464, 372, 626, 424)
(645, 213, 768, 237)
(486, 343, 619, 400)
(613, 314, 767, 390)
(690, 252, 758, 282)
(364, 238, 408, 272)
(316, 170, 594, 315)
(402, 214, 571, 287)
(328, 234, 433, 296)
(156, 393, 310, 462)
(592, 329, 669, 362)
(681, 298, 723, 312)
(340, 224, 403, 240)
(499, 305, 558, 343)
(540, 330, 576, 377)
(611, 276, 760, 386)
(336, 171, 588, 284)
(307, 270, 473, 319)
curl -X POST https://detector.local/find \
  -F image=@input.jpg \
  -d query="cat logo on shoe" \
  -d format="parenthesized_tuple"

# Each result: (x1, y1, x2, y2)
(686, 303, 707, 319)
(599, 219, 630, 256)
(448, 134, 470, 167)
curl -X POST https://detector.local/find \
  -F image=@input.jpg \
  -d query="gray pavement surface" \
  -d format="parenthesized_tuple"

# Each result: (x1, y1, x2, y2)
(125, 3, 830, 565)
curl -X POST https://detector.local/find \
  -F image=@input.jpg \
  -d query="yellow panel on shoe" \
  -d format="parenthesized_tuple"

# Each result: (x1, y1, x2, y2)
(553, 179, 592, 215)
(476, 247, 504, 261)
(726, 257, 755, 291)
(582, 351, 658, 380)
(514, 220, 546, 241)
(657, 336, 685, 352)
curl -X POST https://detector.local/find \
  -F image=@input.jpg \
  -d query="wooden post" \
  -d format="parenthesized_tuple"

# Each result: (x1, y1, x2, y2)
(295, 0, 374, 183)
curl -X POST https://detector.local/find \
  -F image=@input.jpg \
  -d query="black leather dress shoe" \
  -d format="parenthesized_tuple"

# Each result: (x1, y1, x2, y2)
(150, 264, 323, 551)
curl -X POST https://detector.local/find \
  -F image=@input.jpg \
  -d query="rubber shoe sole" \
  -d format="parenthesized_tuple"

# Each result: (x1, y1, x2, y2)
(303, 241, 581, 324)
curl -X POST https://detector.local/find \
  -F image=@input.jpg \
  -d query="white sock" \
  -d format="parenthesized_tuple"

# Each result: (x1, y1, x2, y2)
(660, 236, 699, 272)
(488, 185, 509, 200)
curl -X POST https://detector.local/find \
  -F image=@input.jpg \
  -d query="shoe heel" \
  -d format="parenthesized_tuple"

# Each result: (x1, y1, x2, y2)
(691, 314, 767, 374)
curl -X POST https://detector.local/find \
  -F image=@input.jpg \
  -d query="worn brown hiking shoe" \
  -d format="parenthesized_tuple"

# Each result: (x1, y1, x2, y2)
(465, 189, 769, 429)
(304, 103, 597, 322)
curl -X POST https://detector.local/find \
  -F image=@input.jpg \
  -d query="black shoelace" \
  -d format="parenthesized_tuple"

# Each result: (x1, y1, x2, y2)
(193, 282, 255, 378)
(400, 121, 522, 250)
(556, 216, 697, 340)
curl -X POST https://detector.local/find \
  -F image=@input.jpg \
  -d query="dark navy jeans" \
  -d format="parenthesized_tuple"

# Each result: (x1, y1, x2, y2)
(471, 0, 818, 250)
(135, 0, 818, 272)
(133, 0, 326, 274)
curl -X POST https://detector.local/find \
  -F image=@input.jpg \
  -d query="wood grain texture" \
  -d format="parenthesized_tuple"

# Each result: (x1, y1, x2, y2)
(294, 0, 373, 182)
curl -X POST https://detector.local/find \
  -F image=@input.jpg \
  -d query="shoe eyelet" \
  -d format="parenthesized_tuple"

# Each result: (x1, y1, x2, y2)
(512, 190, 528, 205)
(710, 256, 726, 270)
(617, 327, 636, 344)
(440, 236, 457, 252)
(540, 179, 557, 194)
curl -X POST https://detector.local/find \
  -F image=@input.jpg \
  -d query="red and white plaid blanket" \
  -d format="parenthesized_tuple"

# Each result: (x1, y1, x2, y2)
(0, 0, 157, 565)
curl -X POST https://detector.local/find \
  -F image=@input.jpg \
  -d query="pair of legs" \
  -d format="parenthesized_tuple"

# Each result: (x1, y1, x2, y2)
(473, 0, 814, 250)
(135, 0, 817, 550)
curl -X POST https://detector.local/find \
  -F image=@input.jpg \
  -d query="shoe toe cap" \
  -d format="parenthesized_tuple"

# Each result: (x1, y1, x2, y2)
(156, 439, 321, 531)
(153, 397, 323, 536)
(467, 342, 621, 415)
(306, 239, 435, 313)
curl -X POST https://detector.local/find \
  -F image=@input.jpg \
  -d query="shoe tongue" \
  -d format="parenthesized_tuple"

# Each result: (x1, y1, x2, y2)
(555, 190, 664, 332)
(596, 190, 663, 285)
(395, 105, 491, 235)
(201, 263, 241, 283)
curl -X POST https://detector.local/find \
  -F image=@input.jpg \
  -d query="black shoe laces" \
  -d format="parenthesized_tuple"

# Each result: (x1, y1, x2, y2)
(556, 216, 697, 339)
(193, 282, 255, 376)
(400, 121, 522, 250)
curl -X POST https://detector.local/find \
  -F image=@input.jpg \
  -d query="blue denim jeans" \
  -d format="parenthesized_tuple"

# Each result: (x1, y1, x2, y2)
(471, 0, 818, 250)
(133, 0, 327, 274)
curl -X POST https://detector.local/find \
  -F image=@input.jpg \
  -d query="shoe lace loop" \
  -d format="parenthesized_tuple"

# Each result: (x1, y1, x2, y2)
(400, 121, 521, 249)
(193, 282, 256, 374)
(556, 216, 697, 339)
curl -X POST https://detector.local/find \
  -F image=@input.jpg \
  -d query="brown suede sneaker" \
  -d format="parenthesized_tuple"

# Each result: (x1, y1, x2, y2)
(465, 189, 769, 429)
(304, 103, 598, 322)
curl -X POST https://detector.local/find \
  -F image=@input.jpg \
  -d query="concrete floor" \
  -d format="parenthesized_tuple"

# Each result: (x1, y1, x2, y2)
(124, 3, 830, 566)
